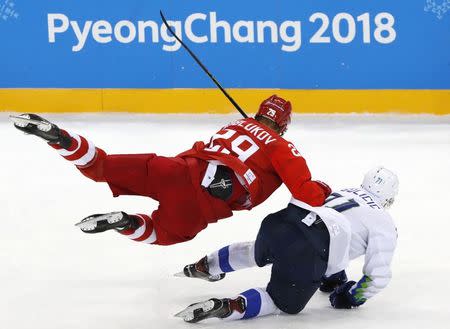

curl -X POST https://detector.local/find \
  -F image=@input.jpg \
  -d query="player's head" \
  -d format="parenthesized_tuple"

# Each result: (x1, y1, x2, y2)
(255, 95, 292, 136)
(361, 166, 399, 209)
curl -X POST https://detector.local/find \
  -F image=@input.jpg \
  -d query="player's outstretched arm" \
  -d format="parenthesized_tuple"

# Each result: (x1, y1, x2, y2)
(350, 217, 397, 303)
(267, 140, 331, 206)
(330, 215, 397, 309)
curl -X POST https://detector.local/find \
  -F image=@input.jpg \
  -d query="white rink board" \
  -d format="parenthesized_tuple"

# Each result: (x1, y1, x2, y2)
(1, 113, 449, 329)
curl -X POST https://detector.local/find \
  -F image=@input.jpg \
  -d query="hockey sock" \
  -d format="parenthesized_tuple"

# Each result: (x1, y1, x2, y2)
(226, 288, 279, 321)
(207, 241, 257, 276)
(49, 130, 98, 167)
(117, 214, 157, 244)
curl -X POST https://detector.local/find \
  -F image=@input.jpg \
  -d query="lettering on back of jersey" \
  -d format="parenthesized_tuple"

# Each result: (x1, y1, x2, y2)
(341, 188, 382, 209)
(225, 120, 277, 145)
(243, 124, 276, 145)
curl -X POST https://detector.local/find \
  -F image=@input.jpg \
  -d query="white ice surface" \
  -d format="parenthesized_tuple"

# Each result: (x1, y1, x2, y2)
(1, 113, 449, 329)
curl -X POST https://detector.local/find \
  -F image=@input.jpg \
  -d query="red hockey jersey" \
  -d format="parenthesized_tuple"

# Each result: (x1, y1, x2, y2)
(178, 118, 328, 207)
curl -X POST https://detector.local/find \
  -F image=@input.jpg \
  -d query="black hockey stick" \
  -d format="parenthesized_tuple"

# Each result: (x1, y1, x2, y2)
(159, 10, 248, 118)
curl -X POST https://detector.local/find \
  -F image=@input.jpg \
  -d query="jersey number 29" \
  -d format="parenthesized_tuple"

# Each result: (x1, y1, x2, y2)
(205, 129, 260, 162)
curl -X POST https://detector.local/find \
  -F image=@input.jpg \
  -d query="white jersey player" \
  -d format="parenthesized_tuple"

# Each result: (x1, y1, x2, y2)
(174, 166, 399, 323)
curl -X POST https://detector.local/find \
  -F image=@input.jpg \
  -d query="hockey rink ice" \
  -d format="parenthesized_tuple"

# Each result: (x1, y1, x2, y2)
(1, 113, 449, 329)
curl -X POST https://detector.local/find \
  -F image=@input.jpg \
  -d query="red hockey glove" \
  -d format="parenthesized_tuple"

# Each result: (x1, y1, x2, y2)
(314, 180, 332, 199)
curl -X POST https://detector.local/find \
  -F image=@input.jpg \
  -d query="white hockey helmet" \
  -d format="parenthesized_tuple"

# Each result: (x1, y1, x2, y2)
(361, 166, 399, 208)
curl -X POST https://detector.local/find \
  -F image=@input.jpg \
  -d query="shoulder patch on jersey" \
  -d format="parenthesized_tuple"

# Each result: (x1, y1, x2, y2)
(243, 169, 256, 185)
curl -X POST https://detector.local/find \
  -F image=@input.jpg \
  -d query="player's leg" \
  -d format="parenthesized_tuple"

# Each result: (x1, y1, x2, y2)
(76, 208, 192, 246)
(76, 212, 158, 244)
(11, 113, 110, 182)
(77, 156, 229, 246)
(12, 113, 163, 198)
(175, 287, 279, 323)
(176, 210, 291, 323)
(175, 219, 282, 322)
(176, 207, 330, 323)
(82, 158, 244, 247)
(207, 241, 258, 275)
(216, 208, 329, 321)
(115, 156, 234, 246)
(261, 205, 330, 314)
(176, 241, 257, 282)
(11, 114, 72, 148)
(12, 113, 100, 172)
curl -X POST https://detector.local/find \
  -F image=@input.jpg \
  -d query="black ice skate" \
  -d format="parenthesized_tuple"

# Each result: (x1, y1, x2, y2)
(175, 297, 246, 323)
(75, 212, 137, 234)
(174, 256, 225, 282)
(10, 113, 72, 149)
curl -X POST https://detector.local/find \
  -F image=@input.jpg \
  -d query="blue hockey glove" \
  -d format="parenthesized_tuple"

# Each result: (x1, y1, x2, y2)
(329, 281, 365, 309)
(320, 270, 348, 293)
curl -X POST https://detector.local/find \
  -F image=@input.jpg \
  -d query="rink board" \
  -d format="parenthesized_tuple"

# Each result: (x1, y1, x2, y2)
(1, 89, 449, 114)
(2, 1, 449, 115)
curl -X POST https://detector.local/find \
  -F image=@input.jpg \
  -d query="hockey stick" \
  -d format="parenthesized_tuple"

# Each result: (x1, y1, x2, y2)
(159, 10, 248, 118)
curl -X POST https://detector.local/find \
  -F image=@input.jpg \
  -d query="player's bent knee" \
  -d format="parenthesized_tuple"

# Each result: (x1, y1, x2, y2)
(281, 302, 307, 315)
(271, 296, 307, 314)
(267, 282, 311, 315)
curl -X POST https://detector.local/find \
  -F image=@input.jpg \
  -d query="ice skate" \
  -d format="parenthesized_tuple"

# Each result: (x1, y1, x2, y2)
(75, 212, 136, 234)
(175, 297, 245, 323)
(174, 256, 225, 282)
(10, 113, 72, 148)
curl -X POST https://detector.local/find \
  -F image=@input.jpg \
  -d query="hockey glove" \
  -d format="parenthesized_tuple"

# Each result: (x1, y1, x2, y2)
(320, 270, 348, 293)
(329, 281, 365, 309)
(314, 180, 332, 199)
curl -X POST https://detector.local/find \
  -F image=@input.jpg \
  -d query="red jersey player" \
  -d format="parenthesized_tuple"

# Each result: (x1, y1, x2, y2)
(11, 95, 331, 246)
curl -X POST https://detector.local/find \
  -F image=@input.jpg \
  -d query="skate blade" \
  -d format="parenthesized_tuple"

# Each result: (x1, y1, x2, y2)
(173, 271, 223, 282)
(174, 300, 215, 322)
(9, 115, 52, 131)
(75, 212, 124, 230)
(75, 217, 98, 231)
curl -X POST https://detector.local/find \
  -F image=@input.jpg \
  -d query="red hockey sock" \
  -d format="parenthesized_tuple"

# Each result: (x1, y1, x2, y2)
(49, 129, 98, 167)
(48, 129, 108, 181)
(118, 214, 156, 244)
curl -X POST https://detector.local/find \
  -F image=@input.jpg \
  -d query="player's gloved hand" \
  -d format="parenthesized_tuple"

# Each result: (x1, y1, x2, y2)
(314, 180, 332, 198)
(320, 270, 348, 293)
(329, 281, 365, 309)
